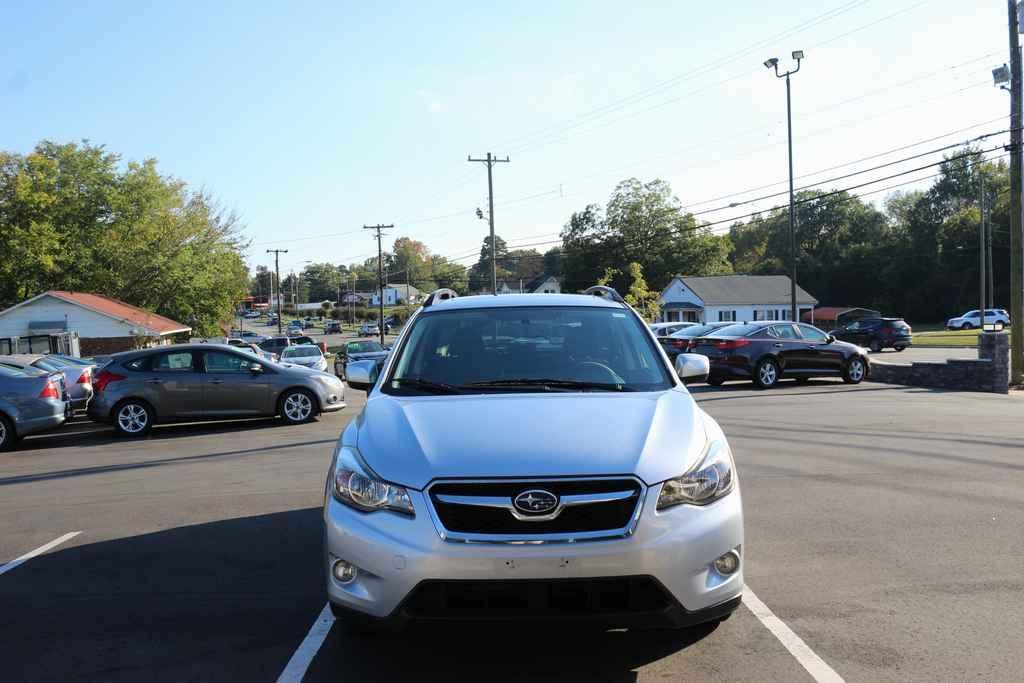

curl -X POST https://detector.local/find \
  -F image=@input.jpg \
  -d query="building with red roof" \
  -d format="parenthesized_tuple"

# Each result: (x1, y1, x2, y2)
(0, 291, 191, 355)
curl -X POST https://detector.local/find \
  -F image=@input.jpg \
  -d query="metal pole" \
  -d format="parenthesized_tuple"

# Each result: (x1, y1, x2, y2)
(364, 224, 393, 346)
(266, 249, 288, 335)
(487, 153, 497, 294)
(786, 72, 798, 323)
(1009, 0, 1023, 384)
(981, 172, 987, 333)
(468, 153, 510, 295)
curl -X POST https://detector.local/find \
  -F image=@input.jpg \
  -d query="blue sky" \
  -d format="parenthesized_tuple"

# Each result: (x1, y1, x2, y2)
(1, 1, 1010, 277)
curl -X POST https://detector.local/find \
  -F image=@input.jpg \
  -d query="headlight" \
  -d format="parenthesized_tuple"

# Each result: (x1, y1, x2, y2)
(332, 445, 414, 516)
(656, 438, 734, 510)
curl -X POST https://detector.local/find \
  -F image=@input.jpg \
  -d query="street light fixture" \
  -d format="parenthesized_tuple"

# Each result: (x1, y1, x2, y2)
(765, 49, 804, 322)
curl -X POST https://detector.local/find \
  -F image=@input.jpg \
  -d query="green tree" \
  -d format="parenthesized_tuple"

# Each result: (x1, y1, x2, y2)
(0, 141, 248, 335)
(622, 262, 660, 321)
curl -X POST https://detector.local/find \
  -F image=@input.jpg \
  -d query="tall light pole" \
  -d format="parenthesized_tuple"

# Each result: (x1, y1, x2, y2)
(1005, 0, 1023, 385)
(765, 51, 804, 322)
(468, 153, 510, 294)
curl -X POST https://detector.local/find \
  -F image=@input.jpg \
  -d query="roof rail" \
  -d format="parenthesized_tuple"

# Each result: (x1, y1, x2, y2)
(582, 285, 625, 304)
(422, 288, 459, 308)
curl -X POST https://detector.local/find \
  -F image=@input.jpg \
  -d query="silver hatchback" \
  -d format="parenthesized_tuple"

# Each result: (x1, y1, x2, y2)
(87, 344, 345, 436)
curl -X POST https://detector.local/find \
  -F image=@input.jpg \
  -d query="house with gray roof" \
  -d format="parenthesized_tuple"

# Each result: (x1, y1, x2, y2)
(657, 275, 817, 324)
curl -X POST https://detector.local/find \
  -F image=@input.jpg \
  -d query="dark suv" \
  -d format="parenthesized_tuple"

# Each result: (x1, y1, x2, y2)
(830, 318, 912, 353)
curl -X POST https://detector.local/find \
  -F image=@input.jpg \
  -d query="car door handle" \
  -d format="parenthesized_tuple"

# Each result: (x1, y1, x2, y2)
(145, 378, 164, 385)
(807, 345, 817, 350)
(773, 343, 784, 348)
(209, 379, 224, 385)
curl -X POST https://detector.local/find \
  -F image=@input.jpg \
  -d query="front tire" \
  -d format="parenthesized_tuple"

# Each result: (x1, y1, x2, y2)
(113, 399, 154, 436)
(961, 322, 974, 330)
(843, 356, 867, 384)
(280, 389, 316, 424)
(869, 340, 882, 353)
(0, 414, 15, 451)
(753, 358, 780, 389)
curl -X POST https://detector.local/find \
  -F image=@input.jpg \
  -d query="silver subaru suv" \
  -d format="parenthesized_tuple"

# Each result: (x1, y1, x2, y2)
(324, 288, 743, 632)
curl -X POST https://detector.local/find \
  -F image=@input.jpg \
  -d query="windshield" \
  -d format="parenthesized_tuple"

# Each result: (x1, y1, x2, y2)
(708, 323, 764, 337)
(671, 323, 721, 338)
(347, 341, 385, 353)
(282, 346, 321, 358)
(385, 305, 673, 394)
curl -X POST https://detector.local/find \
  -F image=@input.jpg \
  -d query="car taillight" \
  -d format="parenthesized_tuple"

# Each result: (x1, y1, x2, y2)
(666, 338, 688, 349)
(93, 370, 125, 392)
(39, 380, 60, 399)
(715, 339, 751, 350)
(77, 368, 92, 384)
(881, 327, 894, 334)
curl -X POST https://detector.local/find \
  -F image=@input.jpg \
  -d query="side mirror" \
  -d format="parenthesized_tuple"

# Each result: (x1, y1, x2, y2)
(825, 335, 836, 343)
(346, 359, 381, 391)
(249, 363, 263, 373)
(674, 353, 710, 385)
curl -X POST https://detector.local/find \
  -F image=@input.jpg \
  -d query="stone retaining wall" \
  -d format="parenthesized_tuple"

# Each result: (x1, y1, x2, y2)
(869, 333, 1009, 394)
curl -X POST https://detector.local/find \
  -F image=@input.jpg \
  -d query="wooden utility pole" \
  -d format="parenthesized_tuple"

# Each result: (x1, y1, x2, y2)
(364, 224, 393, 345)
(266, 249, 288, 334)
(1008, 0, 1022, 385)
(468, 153, 510, 294)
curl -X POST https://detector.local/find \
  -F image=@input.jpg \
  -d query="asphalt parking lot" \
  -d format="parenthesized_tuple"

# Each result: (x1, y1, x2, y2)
(2, 378, 1022, 682)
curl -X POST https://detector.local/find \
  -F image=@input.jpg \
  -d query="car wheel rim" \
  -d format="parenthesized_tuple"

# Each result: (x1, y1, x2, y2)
(285, 393, 312, 421)
(760, 363, 776, 385)
(0, 421, 6, 444)
(117, 404, 148, 433)
(850, 361, 864, 381)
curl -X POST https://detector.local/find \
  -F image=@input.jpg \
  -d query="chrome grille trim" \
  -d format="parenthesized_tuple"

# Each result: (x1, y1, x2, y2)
(425, 476, 647, 545)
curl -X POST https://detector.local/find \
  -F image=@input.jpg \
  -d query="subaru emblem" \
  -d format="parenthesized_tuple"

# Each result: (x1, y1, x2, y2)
(513, 489, 559, 514)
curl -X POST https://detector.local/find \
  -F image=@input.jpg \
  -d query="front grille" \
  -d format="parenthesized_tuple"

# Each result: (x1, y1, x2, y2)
(402, 576, 671, 619)
(429, 478, 641, 536)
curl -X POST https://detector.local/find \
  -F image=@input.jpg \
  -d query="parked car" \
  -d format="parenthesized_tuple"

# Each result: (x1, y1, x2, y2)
(226, 339, 277, 362)
(946, 309, 1010, 330)
(258, 336, 291, 357)
(325, 290, 742, 633)
(831, 317, 912, 352)
(279, 344, 329, 373)
(649, 321, 696, 337)
(325, 321, 342, 334)
(358, 322, 380, 336)
(333, 339, 389, 379)
(657, 322, 735, 362)
(230, 330, 267, 344)
(0, 353, 93, 410)
(0, 364, 69, 450)
(689, 321, 868, 388)
(87, 344, 345, 435)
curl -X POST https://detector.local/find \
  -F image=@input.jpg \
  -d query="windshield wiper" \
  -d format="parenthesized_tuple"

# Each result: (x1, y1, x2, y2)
(465, 378, 632, 392)
(392, 377, 463, 395)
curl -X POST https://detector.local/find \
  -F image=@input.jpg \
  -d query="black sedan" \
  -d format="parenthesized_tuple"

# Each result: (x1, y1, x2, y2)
(657, 322, 736, 362)
(333, 339, 389, 379)
(689, 321, 869, 388)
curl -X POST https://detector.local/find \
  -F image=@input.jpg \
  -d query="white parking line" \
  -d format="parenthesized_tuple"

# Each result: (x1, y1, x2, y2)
(0, 531, 81, 577)
(743, 587, 845, 682)
(276, 603, 334, 683)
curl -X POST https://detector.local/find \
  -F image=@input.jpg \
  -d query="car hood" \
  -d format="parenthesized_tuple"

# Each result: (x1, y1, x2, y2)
(354, 390, 708, 490)
(282, 357, 324, 367)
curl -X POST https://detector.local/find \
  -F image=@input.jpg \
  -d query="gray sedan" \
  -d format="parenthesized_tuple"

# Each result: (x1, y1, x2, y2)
(87, 344, 345, 436)
(0, 364, 69, 450)
(0, 354, 94, 410)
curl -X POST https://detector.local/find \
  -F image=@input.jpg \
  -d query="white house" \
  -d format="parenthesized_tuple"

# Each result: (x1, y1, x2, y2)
(477, 275, 562, 295)
(657, 275, 817, 324)
(370, 284, 423, 306)
(0, 290, 191, 356)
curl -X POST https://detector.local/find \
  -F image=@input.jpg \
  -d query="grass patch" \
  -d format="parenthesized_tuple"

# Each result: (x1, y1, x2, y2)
(914, 328, 981, 347)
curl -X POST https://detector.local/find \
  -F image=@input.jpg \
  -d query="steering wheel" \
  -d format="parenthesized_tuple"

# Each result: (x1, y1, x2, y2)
(574, 361, 624, 384)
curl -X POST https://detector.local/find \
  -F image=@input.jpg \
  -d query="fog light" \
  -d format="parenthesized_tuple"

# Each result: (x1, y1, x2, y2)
(713, 550, 740, 575)
(332, 558, 358, 584)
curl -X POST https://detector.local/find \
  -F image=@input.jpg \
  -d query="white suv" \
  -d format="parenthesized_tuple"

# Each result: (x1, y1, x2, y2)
(323, 288, 743, 632)
(946, 309, 1010, 330)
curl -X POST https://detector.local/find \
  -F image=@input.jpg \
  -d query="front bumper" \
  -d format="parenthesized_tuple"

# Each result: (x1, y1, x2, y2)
(322, 483, 743, 625)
